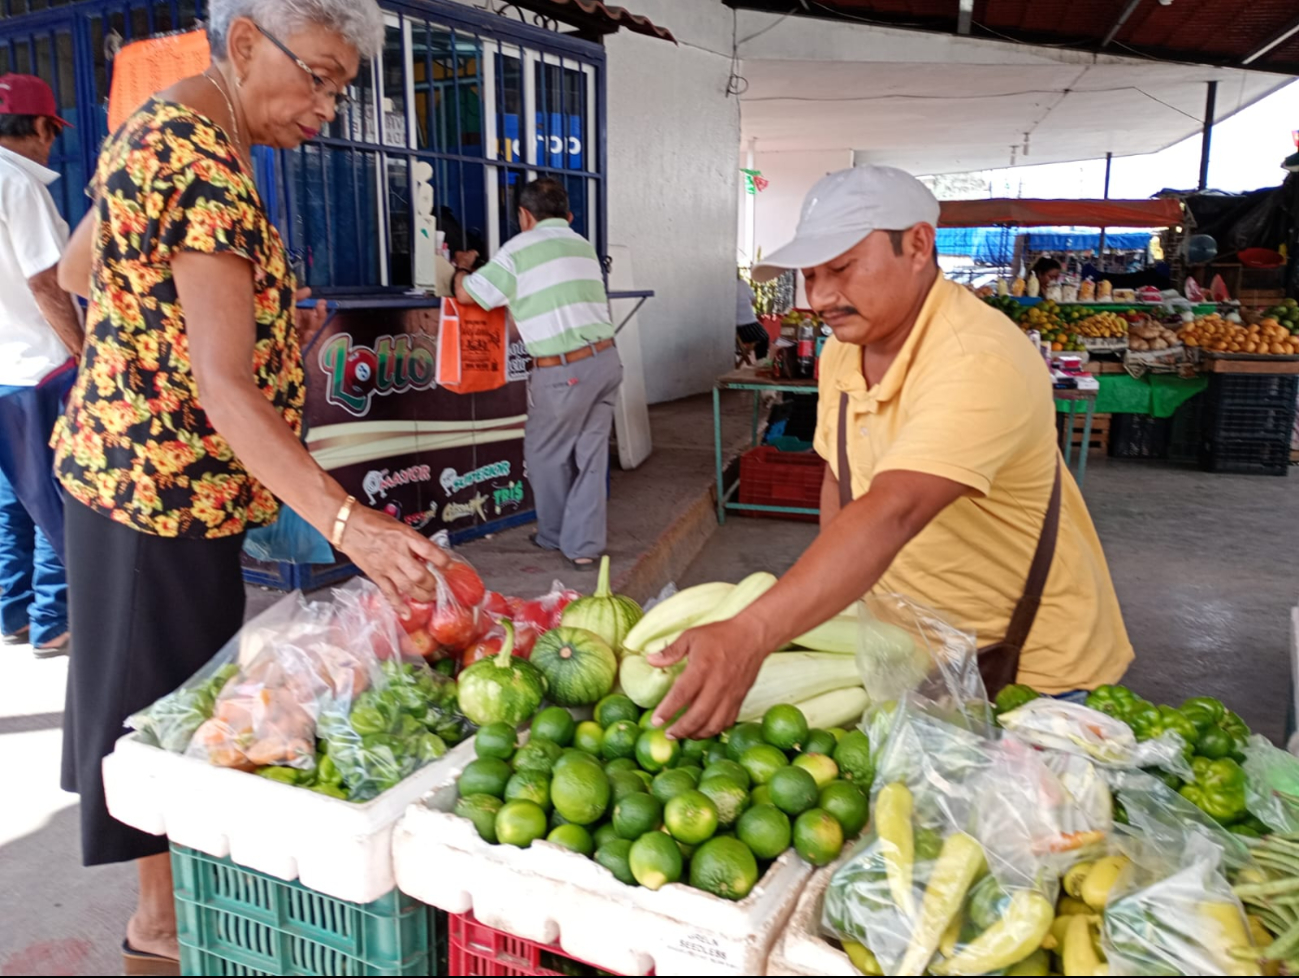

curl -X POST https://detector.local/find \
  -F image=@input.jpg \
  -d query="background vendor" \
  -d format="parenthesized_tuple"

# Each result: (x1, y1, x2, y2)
(650, 166, 1134, 738)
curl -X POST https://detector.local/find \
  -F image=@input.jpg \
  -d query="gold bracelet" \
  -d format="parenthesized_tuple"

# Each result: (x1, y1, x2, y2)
(331, 495, 357, 549)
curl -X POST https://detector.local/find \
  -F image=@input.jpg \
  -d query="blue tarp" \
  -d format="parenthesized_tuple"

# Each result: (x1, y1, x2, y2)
(936, 227, 1153, 263)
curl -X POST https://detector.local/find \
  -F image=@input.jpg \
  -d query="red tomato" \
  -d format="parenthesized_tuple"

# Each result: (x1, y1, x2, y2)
(515, 600, 551, 634)
(506, 595, 526, 619)
(482, 591, 513, 619)
(443, 560, 486, 608)
(460, 634, 503, 669)
(399, 599, 433, 634)
(399, 628, 437, 660)
(430, 602, 477, 652)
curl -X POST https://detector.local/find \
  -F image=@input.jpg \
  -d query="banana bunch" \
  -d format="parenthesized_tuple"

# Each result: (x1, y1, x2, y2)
(1075, 313, 1128, 339)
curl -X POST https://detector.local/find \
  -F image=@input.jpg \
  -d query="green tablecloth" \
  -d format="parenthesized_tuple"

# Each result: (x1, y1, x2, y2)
(1093, 373, 1207, 418)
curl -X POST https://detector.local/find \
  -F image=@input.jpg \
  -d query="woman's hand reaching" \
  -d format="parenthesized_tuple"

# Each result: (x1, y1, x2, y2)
(338, 505, 450, 609)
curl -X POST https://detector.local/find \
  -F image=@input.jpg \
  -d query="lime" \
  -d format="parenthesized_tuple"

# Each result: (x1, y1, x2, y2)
(593, 821, 621, 848)
(549, 809, 570, 830)
(475, 722, 517, 761)
(701, 759, 751, 790)
(793, 808, 844, 866)
(573, 721, 604, 756)
(555, 749, 601, 774)
(595, 694, 641, 728)
(630, 769, 654, 790)
(639, 708, 659, 729)
(681, 737, 716, 762)
(547, 823, 594, 856)
(751, 784, 772, 807)
(651, 768, 699, 805)
(629, 831, 683, 890)
(792, 752, 839, 788)
(739, 744, 789, 786)
(677, 764, 704, 783)
(605, 756, 639, 775)
(833, 730, 873, 786)
(454, 793, 503, 843)
(663, 789, 719, 845)
(595, 838, 637, 886)
(803, 729, 837, 756)
(827, 727, 848, 742)
(460, 757, 513, 798)
(725, 722, 766, 761)
(705, 742, 730, 765)
(768, 766, 820, 816)
(504, 770, 551, 809)
(531, 707, 576, 747)
(737, 803, 792, 860)
(613, 792, 664, 839)
(675, 838, 697, 859)
(697, 774, 750, 828)
(550, 761, 611, 825)
(689, 836, 760, 901)
(495, 800, 548, 848)
(819, 780, 869, 839)
(636, 728, 681, 773)
(762, 704, 809, 752)
(601, 719, 641, 761)
(513, 738, 563, 775)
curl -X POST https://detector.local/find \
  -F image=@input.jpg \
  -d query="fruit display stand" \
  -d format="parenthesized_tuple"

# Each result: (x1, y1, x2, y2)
(764, 856, 851, 977)
(102, 733, 475, 904)
(392, 755, 813, 976)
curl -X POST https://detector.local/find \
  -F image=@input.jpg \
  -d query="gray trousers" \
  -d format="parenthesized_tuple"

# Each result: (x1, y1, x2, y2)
(525, 346, 623, 560)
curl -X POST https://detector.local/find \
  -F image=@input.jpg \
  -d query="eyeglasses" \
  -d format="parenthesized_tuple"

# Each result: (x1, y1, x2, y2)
(255, 23, 353, 111)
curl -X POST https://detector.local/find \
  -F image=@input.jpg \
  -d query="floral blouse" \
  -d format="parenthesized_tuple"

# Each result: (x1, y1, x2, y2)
(52, 99, 304, 539)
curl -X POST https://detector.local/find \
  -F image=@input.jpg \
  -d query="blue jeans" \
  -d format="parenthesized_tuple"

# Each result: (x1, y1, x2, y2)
(1050, 689, 1091, 704)
(0, 461, 66, 644)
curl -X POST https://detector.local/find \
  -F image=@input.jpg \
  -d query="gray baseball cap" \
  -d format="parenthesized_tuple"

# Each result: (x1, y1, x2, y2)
(753, 166, 941, 282)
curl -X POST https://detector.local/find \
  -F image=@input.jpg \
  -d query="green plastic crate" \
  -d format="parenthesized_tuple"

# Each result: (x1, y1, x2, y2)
(172, 846, 437, 976)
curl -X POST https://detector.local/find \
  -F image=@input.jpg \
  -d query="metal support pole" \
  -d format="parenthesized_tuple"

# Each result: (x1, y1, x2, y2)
(1199, 81, 1217, 192)
(1097, 152, 1112, 259)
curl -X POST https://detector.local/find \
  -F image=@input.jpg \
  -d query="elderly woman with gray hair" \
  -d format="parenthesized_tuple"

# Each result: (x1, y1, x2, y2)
(53, 1, 443, 971)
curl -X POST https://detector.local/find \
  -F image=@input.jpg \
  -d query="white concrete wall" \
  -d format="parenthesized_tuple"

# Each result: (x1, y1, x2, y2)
(603, 1, 739, 403)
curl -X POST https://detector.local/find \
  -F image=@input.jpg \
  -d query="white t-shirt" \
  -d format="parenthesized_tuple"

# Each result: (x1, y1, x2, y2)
(736, 278, 757, 326)
(0, 146, 71, 386)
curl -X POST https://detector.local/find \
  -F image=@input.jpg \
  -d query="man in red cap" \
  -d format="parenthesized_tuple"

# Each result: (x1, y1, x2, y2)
(0, 73, 81, 658)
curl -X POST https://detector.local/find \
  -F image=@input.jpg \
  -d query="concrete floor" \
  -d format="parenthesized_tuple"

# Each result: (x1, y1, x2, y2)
(1, 398, 1296, 974)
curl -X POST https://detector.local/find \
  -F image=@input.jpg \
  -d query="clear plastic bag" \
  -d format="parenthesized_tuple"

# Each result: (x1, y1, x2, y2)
(1106, 769, 1255, 873)
(130, 579, 474, 799)
(241, 504, 334, 565)
(1103, 833, 1260, 976)
(1242, 734, 1299, 833)
(998, 698, 1193, 777)
(856, 593, 989, 729)
(824, 699, 1072, 976)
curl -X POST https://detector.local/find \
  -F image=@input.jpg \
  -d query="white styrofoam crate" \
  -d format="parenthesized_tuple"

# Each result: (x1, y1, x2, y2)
(102, 731, 474, 903)
(765, 858, 851, 976)
(393, 755, 815, 977)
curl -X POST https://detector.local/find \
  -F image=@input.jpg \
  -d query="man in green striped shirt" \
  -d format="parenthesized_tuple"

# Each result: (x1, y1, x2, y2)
(454, 178, 622, 569)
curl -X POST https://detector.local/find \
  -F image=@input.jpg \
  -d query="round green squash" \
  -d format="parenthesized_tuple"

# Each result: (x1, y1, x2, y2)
(531, 626, 618, 707)
(457, 621, 547, 726)
(560, 556, 643, 650)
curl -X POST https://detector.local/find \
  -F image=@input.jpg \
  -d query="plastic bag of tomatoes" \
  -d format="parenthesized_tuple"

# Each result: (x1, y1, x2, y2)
(396, 543, 488, 663)
(468, 581, 581, 667)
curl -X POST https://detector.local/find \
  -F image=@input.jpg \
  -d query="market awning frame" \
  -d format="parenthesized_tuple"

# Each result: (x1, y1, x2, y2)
(938, 198, 1184, 229)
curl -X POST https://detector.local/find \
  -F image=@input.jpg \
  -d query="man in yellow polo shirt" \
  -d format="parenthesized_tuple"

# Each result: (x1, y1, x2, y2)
(649, 166, 1133, 738)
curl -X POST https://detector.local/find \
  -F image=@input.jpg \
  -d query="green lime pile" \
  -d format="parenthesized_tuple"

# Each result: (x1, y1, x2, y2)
(453, 698, 873, 900)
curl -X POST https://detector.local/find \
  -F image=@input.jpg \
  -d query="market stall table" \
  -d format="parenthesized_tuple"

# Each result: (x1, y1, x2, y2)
(1054, 388, 1098, 489)
(714, 369, 819, 523)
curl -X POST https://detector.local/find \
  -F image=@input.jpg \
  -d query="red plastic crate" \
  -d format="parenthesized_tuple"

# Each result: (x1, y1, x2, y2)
(447, 912, 646, 976)
(737, 446, 825, 522)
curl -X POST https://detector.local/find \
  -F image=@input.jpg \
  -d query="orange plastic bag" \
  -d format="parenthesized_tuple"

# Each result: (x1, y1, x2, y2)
(437, 297, 510, 394)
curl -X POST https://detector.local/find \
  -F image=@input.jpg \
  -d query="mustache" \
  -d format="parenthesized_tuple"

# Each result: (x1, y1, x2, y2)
(817, 306, 860, 319)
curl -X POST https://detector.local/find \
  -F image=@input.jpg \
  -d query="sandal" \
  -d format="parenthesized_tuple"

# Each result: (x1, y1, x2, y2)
(528, 532, 556, 551)
(2, 624, 29, 646)
(122, 939, 179, 977)
(568, 557, 598, 571)
(34, 631, 70, 660)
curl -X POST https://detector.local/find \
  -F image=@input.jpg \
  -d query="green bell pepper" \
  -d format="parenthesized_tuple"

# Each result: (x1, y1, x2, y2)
(1157, 705, 1198, 758)
(309, 782, 349, 799)
(1180, 756, 1248, 824)
(1194, 724, 1238, 760)
(1085, 684, 1139, 720)
(1181, 696, 1226, 728)
(1124, 700, 1162, 740)
(1221, 710, 1250, 743)
(256, 765, 305, 785)
(994, 683, 1041, 716)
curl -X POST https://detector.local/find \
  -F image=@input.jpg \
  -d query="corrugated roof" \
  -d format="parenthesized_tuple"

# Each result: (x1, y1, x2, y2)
(507, 0, 677, 43)
(728, 0, 1299, 75)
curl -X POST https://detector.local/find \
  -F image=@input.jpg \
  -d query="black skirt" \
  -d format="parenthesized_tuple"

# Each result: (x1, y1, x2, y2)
(61, 497, 246, 866)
